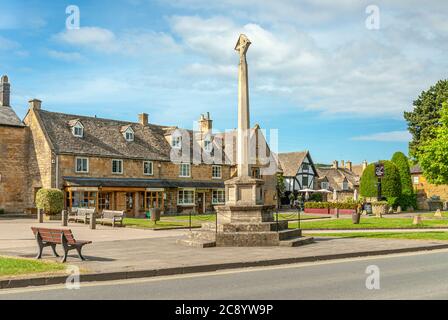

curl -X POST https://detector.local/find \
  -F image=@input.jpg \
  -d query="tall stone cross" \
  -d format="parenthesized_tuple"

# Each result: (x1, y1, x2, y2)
(235, 34, 252, 178)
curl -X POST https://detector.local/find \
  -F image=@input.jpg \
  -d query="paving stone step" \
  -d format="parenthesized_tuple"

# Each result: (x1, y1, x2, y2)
(279, 236, 314, 247)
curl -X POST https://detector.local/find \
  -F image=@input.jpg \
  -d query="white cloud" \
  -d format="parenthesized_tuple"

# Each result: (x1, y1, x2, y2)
(54, 27, 181, 57)
(351, 131, 411, 142)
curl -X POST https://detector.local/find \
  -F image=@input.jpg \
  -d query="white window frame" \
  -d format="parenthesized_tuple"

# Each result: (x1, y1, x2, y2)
(75, 157, 89, 173)
(179, 163, 191, 178)
(212, 189, 225, 205)
(413, 176, 420, 184)
(178, 189, 195, 206)
(72, 123, 84, 138)
(172, 135, 182, 149)
(112, 159, 124, 175)
(143, 161, 153, 176)
(212, 165, 222, 179)
(124, 128, 134, 142)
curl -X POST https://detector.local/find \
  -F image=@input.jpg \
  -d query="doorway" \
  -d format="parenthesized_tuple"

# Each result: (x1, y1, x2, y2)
(197, 192, 205, 214)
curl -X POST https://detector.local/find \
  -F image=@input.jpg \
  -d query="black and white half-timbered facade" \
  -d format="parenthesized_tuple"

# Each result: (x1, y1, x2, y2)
(277, 151, 319, 204)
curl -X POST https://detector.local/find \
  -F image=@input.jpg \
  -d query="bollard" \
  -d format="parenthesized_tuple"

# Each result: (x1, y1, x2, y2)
(62, 210, 68, 226)
(90, 212, 96, 230)
(37, 208, 44, 223)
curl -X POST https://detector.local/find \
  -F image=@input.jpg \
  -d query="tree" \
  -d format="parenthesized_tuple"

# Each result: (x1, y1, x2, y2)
(418, 102, 448, 185)
(36, 188, 64, 215)
(360, 161, 402, 199)
(391, 151, 416, 209)
(404, 80, 448, 160)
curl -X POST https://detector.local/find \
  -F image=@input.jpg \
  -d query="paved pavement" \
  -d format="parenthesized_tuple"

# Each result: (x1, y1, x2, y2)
(0, 218, 185, 250)
(2, 249, 448, 299)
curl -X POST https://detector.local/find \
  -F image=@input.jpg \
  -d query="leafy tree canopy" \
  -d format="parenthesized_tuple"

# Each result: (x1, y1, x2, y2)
(418, 102, 448, 185)
(404, 79, 448, 160)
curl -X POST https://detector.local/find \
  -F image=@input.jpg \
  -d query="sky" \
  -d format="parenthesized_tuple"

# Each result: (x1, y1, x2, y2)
(0, 0, 447, 164)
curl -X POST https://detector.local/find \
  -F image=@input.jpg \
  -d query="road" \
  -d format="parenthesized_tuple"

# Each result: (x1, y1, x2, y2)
(2, 250, 448, 300)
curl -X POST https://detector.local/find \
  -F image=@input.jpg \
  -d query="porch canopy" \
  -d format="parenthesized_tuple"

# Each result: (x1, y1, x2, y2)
(63, 176, 225, 189)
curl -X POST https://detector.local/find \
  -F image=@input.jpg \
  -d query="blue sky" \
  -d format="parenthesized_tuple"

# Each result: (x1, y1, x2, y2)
(1, 0, 447, 164)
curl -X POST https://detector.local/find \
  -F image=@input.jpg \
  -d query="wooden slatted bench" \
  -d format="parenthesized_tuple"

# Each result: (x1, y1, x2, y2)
(31, 227, 92, 263)
(98, 210, 125, 227)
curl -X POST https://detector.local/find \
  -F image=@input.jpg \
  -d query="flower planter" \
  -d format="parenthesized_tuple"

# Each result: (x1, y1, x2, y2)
(304, 208, 330, 214)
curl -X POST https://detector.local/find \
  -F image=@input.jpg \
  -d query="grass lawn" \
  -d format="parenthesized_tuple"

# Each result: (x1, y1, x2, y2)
(304, 231, 448, 241)
(0, 256, 65, 277)
(289, 217, 448, 230)
(123, 218, 201, 229)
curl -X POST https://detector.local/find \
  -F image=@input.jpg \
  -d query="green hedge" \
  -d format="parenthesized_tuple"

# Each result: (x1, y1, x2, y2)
(305, 202, 358, 210)
(35, 189, 64, 215)
(360, 161, 402, 199)
(391, 152, 417, 209)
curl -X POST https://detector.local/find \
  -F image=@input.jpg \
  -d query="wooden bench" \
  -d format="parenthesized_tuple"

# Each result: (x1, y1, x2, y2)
(98, 210, 125, 227)
(68, 208, 96, 224)
(31, 227, 92, 263)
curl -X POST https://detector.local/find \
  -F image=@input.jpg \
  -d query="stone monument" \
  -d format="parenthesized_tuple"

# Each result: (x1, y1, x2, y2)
(179, 35, 313, 247)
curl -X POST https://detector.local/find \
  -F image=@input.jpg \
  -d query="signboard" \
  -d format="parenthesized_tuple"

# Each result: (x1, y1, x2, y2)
(375, 163, 385, 178)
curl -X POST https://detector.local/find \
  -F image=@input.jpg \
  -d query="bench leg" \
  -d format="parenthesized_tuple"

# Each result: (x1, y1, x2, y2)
(50, 244, 60, 257)
(76, 246, 86, 261)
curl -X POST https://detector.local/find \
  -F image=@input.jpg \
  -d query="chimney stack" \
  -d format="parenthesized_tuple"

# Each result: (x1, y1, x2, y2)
(198, 112, 213, 133)
(332, 160, 339, 169)
(29, 99, 42, 110)
(0, 75, 10, 107)
(362, 160, 368, 171)
(138, 113, 149, 126)
(346, 160, 353, 171)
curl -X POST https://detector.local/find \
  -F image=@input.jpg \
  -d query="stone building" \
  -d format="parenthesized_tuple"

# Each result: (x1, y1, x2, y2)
(411, 164, 448, 210)
(0, 76, 277, 215)
(316, 160, 367, 202)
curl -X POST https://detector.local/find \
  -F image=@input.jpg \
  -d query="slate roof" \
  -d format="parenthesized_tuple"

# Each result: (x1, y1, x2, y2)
(410, 164, 423, 174)
(316, 167, 360, 191)
(63, 176, 225, 189)
(277, 151, 309, 177)
(36, 109, 172, 161)
(0, 105, 24, 127)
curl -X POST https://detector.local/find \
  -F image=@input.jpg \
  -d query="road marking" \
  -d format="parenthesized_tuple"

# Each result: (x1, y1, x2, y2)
(2, 247, 448, 295)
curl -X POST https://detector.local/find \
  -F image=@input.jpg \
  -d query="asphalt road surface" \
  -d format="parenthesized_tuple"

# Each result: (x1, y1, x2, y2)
(2, 250, 448, 300)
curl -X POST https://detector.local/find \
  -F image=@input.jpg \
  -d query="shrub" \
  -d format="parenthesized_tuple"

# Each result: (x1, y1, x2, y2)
(391, 152, 416, 209)
(360, 161, 402, 199)
(35, 189, 64, 215)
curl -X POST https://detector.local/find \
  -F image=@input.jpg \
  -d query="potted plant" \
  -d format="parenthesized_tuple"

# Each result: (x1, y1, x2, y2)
(35, 188, 64, 221)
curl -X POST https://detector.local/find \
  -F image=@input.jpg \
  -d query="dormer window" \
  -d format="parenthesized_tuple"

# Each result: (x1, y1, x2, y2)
(204, 136, 213, 153)
(172, 135, 182, 149)
(70, 120, 84, 138)
(121, 125, 134, 142)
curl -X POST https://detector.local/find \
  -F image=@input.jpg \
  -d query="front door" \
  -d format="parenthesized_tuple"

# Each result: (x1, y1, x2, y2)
(197, 193, 205, 214)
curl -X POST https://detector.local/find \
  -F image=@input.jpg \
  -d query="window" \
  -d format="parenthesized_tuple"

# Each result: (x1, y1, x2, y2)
(72, 123, 84, 138)
(75, 157, 89, 173)
(172, 135, 182, 149)
(342, 181, 349, 190)
(302, 175, 309, 188)
(212, 165, 222, 179)
(413, 176, 420, 184)
(143, 161, 153, 175)
(204, 138, 213, 153)
(112, 159, 123, 174)
(178, 189, 195, 205)
(212, 189, 225, 204)
(179, 163, 191, 177)
(252, 167, 261, 179)
(125, 130, 134, 142)
(321, 181, 329, 190)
